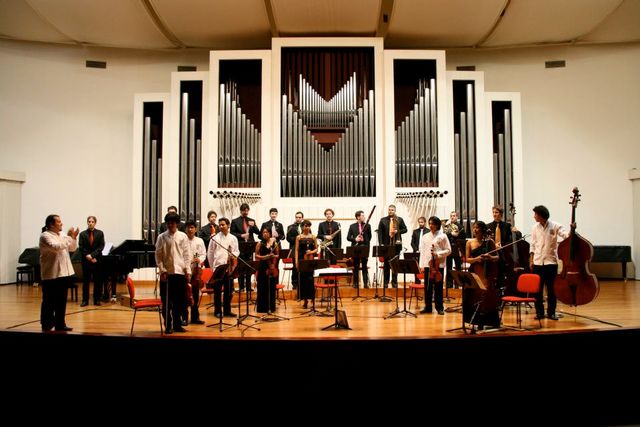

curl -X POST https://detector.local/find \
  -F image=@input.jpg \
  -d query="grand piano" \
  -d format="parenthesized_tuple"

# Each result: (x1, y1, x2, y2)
(18, 239, 156, 296)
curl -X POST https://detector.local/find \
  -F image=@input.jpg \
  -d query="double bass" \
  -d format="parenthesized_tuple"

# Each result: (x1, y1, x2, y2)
(554, 187, 599, 306)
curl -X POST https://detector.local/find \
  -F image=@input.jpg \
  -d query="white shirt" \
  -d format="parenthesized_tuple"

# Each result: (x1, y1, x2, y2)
(207, 231, 240, 269)
(155, 230, 191, 275)
(419, 229, 451, 269)
(39, 230, 78, 280)
(188, 236, 206, 264)
(529, 219, 571, 266)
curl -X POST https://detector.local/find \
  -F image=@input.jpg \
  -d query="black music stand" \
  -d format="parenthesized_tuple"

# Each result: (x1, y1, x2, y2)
(371, 245, 395, 302)
(238, 241, 258, 298)
(234, 260, 260, 332)
(446, 271, 485, 334)
(205, 264, 234, 331)
(346, 245, 370, 301)
(297, 258, 331, 317)
(257, 252, 290, 324)
(317, 268, 352, 330)
(384, 259, 419, 319)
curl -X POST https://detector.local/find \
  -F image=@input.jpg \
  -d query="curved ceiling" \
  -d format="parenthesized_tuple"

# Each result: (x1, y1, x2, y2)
(0, 0, 639, 51)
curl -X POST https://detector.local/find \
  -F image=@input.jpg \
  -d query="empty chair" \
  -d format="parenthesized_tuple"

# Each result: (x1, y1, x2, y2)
(500, 273, 542, 330)
(126, 277, 163, 335)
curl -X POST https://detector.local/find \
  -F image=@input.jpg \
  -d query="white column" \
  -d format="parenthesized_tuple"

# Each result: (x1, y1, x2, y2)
(0, 171, 25, 284)
(630, 168, 640, 280)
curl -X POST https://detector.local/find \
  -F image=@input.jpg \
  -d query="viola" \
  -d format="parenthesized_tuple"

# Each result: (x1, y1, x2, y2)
(267, 239, 280, 278)
(554, 187, 599, 306)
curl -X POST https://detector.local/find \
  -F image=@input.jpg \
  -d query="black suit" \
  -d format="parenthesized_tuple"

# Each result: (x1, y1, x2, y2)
(198, 223, 218, 250)
(230, 215, 260, 291)
(78, 228, 105, 303)
(260, 220, 285, 243)
(286, 223, 302, 288)
(411, 227, 427, 283)
(159, 221, 186, 233)
(487, 220, 512, 289)
(377, 216, 407, 287)
(346, 222, 371, 287)
(317, 221, 341, 263)
(445, 221, 466, 287)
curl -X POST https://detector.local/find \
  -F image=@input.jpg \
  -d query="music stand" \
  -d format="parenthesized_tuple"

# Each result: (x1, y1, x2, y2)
(446, 270, 485, 334)
(233, 260, 260, 332)
(346, 245, 370, 301)
(384, 259, 419, 319)
(205, 264, 234, 331)
(297, 258, 331, 317)
(316, 268, 352, 330)
(238, 241, 257, 297)
(371, 246, 395, 302)
(256, 253, 290, 324)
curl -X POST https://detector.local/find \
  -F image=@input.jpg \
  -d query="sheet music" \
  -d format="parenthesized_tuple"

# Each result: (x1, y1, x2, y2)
(314, 267, 352, 277)
(102, 242, 113, 256)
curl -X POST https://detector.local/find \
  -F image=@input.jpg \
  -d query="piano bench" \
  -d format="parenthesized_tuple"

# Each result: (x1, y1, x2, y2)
(16, 265, 34, 286)
(68, 283, 78, 302)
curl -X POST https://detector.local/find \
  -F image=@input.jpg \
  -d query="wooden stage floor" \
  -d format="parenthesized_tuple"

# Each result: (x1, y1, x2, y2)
(3, 278, 639, 339)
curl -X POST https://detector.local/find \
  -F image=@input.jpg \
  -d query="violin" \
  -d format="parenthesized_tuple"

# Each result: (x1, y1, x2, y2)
(267, 239, 280, 278)
(226, 245, 238, 277)
(428, 245, 442, 282)
(554, 187, 599, 306)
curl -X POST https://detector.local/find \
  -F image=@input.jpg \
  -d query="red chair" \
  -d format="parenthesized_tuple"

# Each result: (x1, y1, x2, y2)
(197, 267, 214, 308)
(500, 273, 542, 330)
(126, 277, 163, 335)
(408, 273, 425, 310)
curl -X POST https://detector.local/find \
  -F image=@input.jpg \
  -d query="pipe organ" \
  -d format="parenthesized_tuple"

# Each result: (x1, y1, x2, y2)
(210, 190, 261, 219)
(280, 47, 376, 197)
(492, 101, 514, 209)
(395, 190, 448, 229)
(178, 81, 203, 227)
(141, 103, 163, 244)
(453, 81, 478, 234)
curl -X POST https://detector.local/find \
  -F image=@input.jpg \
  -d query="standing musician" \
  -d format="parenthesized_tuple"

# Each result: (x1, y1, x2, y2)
(198, 210, 218, 251)
(230, 203, 260, 292)
(418, 216, 451, 315)
(410, 216, 428, 284)
(185, 220, 206, 325)
(260, 208, 285, 244)
(317, 208, 341, 264)
(207, 218, 239, 318)
(79, 215, 105, 306)
(487, 205, 514, 290)
(346, 210, 372, 288)
(294, 220, 318, 309)
(255, 228, 280, 313)
(377, 204, 407, 288)
(465, 221, 500, 328)
(159, 205, 186, 233)
(155, 212, 191, 334)
(529, 205, 572, 321)
(444, 211, 466, 288)
(286, 211, 304, 290)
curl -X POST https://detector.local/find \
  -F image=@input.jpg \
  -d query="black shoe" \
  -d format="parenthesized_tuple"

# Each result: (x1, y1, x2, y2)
(94, 301, 101, 306)
(80, 301, 88, 307)
(164, 327, 173, 334)
(224, 311, 237, 318)
(181, 320, 188, 326)
(173, 326, 187, 332)
(437, 310, 445, 315)
(420, 308, 432, 314)
(191, 319, 205, 325)
(364, 284, 369, 288)
(547, 314, 559, 321)
(55, 326, 73, 332)
(42, 326, 53, 332)
(214, 313, 223, 318)
(534, 314, 544, 320)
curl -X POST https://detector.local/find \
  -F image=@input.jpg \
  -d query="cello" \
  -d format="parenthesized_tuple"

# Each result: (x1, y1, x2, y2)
(504, 203, 531, 296)
(554, 187, 599, 306)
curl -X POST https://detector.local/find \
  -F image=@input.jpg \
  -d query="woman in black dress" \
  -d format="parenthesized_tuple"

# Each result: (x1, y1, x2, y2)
(294, 220, 318, 309)
(255, 228, 279, 313)
(465, 221, 500, 328)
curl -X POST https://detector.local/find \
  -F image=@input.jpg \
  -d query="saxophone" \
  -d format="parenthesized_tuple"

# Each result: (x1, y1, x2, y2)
(389, 216, 401, 245)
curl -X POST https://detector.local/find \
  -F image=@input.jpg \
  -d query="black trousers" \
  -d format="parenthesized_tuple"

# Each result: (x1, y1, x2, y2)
(533, 264, 558, 316)
(352, 257, 369, 287)
(81, 260, 103, 303)
(41, 276, 72, 329)
(383, 246, 401, 287)
(424, 268, 445, 312)
(160, 274, 187, 329)
(214, 277, 233, 314)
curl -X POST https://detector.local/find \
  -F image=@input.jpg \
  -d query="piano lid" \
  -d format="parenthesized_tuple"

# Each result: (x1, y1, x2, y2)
(18, 247, 39, 265)
(110, 239, 155, 255)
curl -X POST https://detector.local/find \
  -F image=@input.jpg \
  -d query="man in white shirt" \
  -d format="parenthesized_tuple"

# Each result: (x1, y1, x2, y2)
(207, 217, 240, 317)
(155, 212, 191, 334)
(529, 205, 572, 321)
(185, 220, 206, 325)
(418, 216, 451, 315)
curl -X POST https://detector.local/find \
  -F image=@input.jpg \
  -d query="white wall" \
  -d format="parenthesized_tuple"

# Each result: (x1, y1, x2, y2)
(0, 40, 208, 249)
(447, 44, 640, 244)
(1, 39, 638, 254)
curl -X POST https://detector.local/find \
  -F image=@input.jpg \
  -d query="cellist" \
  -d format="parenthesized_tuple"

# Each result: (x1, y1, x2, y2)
(418, 216, 451, 315)
(466, 221, 500, 329)
(529, 205, 573, 321)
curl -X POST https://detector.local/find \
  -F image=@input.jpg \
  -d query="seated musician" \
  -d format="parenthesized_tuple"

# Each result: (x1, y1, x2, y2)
(465, 221, 500, 328)
(255, 228, 279, 313)
(295, 220, 318, 309)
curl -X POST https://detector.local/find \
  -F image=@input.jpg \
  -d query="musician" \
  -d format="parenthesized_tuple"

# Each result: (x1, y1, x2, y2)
(230, 203, 260, 292)
(418, 216, 451, 315)
(260, 207, 285, 244)
(207, 217, 239, 318)
(317, 208, 341, 264)
(346, 210, 371, 288)
(185, 220, 206, 325)
(78, 215, 105, 306)
(487, 205, 513, 289)
(39, 214, 78, 332)
(445, 211, 466, 288)
(466, 221, 500, 328)
(286, 211, 304, 290)
(198, 210, 218, 250)
(155, 212, 191, 334)
(255, 228, 280, 313)
(294, 220, 318, 309)
(159, 205, 186, 233)
(377, 204, 407, 288)
(410, 217, 428, 284)
(529, 205, 572, 321)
